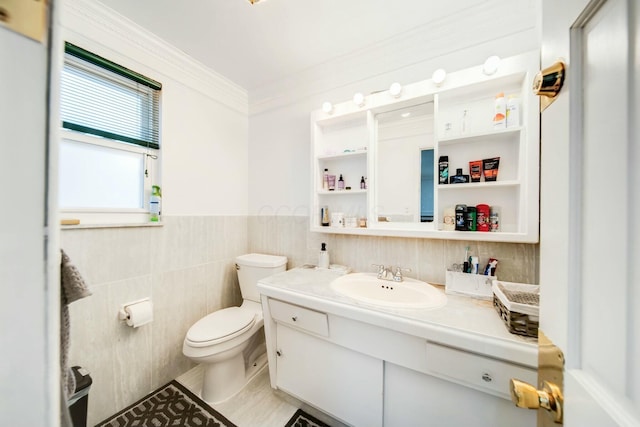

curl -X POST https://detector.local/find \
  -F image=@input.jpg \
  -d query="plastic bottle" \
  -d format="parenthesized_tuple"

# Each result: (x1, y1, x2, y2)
(461, 109, 469, 134)
(493, 92, 506, 129)
(438, 156, 449, 185)
(323, 169, 329, 190)
(490, 206, 501, 232)
(465, 206, 477, 231)
(455, 204, 467, 231)
(506, 95, 520, 128)
(360, 176, 366, 189)
(476, 204, 490, 232)
(443, 206, 455, 231)
(321, 206, 330, 226)
(149, 185, 161, 222)
(318, 242, 330, 269)
(338, 174, 345, 190)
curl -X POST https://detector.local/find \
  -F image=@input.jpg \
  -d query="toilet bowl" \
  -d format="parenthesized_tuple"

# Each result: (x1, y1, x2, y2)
(182, 253, 287, 404)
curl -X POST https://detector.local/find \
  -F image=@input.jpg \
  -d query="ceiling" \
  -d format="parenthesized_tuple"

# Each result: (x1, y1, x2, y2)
(97, 0, 484, 92)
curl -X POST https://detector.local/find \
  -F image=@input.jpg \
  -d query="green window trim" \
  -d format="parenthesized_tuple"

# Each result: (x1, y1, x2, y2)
(64, 42, 162, 90)
(62, 122, 160, 150)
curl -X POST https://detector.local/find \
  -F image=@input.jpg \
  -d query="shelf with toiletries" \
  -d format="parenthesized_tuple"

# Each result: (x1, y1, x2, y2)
(310, 50, 539, 242)
(312, 108, 371, 230)
(437, 126, 523, 145)
(434, 65, 535, 239)
(317, 189, 367, 195)
(438, 180, 520, 190)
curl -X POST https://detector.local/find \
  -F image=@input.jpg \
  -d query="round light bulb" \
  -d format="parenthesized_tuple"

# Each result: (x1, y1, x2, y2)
(432, 68, 447, 86)
(322, 101, 333, 114)
(389, 82, 402, 98)
(483, 55, 501, 75)
(353, 92, 365, 107)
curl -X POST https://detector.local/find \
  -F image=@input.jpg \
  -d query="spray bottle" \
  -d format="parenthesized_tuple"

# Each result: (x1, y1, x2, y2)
(150, 185, 162, 222)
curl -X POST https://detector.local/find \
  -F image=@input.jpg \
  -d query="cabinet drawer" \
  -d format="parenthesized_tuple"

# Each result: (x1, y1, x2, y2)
(425, 341, 536, 400)
(269, 299, 329, 337)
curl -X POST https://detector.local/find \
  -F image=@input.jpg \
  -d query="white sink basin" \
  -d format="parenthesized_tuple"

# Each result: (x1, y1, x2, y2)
(330, 273, 447, 309)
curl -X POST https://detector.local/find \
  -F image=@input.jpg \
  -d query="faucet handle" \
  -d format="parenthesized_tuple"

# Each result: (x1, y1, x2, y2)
(393, 266, 412, 281)
(372, 263, 385, 272)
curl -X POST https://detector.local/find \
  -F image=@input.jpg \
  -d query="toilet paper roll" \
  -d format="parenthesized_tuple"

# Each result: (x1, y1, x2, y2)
(124, 300, 153, 328)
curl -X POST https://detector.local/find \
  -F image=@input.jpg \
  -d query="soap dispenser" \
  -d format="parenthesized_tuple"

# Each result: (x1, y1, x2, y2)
(318, 243, 330, 269)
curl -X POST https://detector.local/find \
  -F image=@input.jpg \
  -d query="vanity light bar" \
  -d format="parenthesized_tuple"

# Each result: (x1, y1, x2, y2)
(320, 56, 500, 111)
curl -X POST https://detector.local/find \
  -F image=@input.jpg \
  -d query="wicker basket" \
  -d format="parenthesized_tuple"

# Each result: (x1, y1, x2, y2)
(492, 280, 540, 338)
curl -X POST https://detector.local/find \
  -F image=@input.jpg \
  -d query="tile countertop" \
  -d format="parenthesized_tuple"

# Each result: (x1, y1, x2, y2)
(257, 267, 538, 368)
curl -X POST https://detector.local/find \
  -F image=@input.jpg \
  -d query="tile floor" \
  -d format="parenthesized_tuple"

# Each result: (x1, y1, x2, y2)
(176, 364, 347, 427)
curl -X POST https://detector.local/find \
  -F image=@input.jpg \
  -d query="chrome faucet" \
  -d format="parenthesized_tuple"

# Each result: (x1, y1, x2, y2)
(372, 264, 411, 282)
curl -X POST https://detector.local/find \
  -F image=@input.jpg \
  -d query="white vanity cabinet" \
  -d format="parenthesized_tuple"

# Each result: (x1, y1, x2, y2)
(267, 298, 383, 427)
(310, 50, 540, 243)
(384, 362, 536, 427)
(259, 270, 538, 427)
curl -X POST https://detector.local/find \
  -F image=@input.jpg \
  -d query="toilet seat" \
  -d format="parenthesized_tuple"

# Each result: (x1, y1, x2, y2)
(185, 307, 256, 348)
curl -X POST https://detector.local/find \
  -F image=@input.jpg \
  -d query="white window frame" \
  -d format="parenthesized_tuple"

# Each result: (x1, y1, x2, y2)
(59, 43, 162, 227)
(59, 129, 160, 226)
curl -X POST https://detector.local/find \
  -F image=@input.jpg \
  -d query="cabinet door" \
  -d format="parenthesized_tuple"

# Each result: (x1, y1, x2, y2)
(276, 325, 383, 427)
(384, 362, 535, 427)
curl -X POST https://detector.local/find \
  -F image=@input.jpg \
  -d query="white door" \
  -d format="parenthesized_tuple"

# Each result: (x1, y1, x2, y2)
(0, 4, 58, 426)
(540, 0, 639, 425)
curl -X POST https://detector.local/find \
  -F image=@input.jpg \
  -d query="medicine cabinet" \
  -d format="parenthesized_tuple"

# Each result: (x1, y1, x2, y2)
(310, 50, 540, 243)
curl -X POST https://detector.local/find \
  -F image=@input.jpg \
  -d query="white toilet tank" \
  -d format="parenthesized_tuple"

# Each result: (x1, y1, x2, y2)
(235, 253, 287, 302)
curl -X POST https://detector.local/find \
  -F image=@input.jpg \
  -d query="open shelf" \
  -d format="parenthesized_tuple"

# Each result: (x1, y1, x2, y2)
(310, 51, 539, 242)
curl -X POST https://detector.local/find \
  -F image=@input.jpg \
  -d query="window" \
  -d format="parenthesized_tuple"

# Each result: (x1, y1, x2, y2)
(59, 42, 162, 224)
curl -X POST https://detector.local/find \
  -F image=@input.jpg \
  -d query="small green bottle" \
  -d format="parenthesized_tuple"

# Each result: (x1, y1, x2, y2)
(150, 185, 162, 222)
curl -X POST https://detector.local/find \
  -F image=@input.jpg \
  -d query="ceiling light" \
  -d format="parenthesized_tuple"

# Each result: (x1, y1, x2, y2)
(353, 92, 365, 107)
(322, 102, 333, 114)
(432, 69, 447, 86)
(401, 112, 411, 118)
(483, 56, 501, 75)
(389, 82, 402, 98)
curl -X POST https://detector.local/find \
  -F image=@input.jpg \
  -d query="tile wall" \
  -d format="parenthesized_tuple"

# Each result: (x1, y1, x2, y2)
(62, 216, 247, 426)
(63, 214, 537, 425)
(248, 215, 539, 285)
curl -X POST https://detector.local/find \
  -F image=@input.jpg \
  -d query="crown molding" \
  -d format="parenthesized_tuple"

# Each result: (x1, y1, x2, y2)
(248, 0, 538, 116)
(63, 0, 248, 115)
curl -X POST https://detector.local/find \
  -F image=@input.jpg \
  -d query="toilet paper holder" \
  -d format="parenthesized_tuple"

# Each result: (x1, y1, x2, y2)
(118, 298, 153, 327)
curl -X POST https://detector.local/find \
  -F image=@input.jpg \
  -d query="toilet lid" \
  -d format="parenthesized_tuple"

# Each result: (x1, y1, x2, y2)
(186, 307, 256, 345)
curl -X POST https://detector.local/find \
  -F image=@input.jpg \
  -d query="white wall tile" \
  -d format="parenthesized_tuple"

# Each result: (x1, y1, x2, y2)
(248, 215, 538, 285)
(63, 216, 246, 423)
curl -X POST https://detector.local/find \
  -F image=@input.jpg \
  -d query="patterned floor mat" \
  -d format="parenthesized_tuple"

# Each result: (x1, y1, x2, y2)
(95, 380, 236, 427)
(284, 408, 331, 427)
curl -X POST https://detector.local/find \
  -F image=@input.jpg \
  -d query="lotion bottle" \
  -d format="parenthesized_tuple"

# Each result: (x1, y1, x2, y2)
(318, 243, 330, 269)
(493, 92, 506, 129)
(506, 95, 520, 128)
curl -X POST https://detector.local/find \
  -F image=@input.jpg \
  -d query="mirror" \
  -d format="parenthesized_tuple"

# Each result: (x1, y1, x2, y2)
(375, 102, 435, 224)
(420, 148, 434, 222)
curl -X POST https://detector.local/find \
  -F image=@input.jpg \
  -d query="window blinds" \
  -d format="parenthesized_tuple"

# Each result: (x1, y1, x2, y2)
(61, 42, 162, 149)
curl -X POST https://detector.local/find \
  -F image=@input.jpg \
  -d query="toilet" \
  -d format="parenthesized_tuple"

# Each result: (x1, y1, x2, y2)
(182, 253, 287, 403)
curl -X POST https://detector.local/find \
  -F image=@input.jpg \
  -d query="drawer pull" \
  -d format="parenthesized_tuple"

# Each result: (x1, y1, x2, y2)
(482, 373, 493, 383)
(291, 316, 298, 322)
(276, 350, 282, 357)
